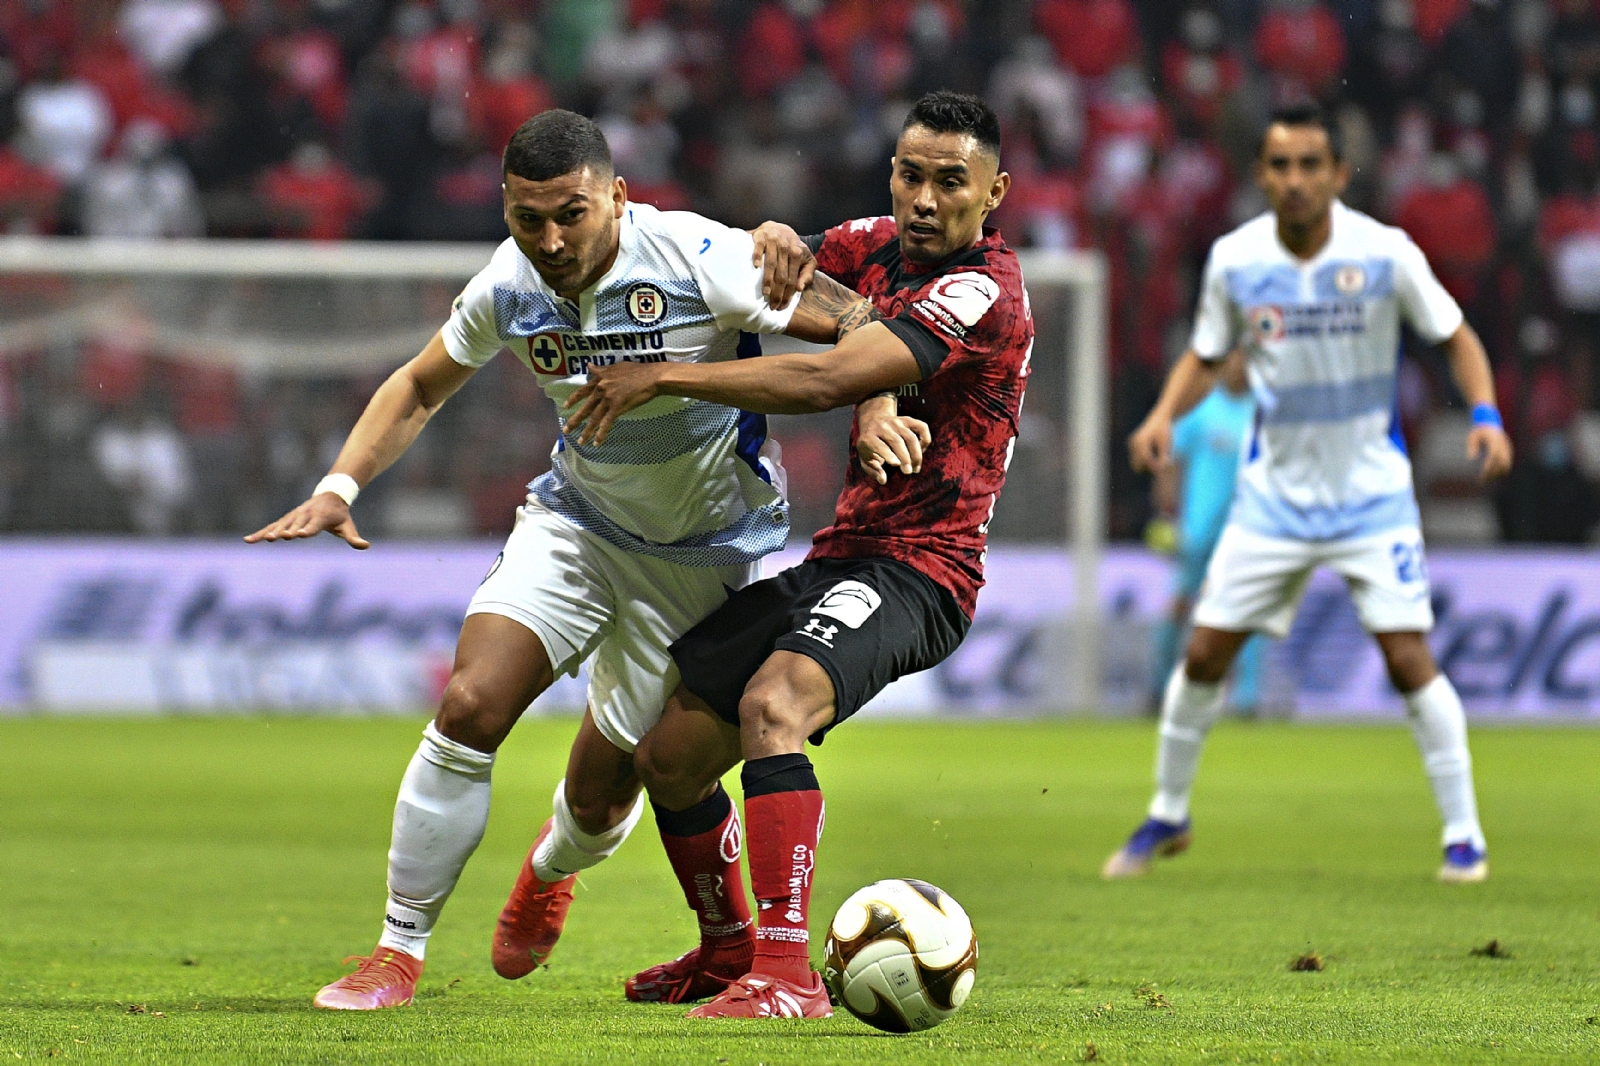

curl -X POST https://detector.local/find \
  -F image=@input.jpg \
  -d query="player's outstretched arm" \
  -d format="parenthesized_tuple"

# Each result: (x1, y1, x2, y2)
(854, 393, 931, 485)
(244, 331, 477, 548)
(749, 221, 816, 309)
(1439, 323, 1513, 482)
(1129, 350, 1220, 473)
(563, 321, 921, 444)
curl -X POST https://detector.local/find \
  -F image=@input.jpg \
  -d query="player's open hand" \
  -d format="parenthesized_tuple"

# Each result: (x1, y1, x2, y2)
(750, 221, 816, 309)
(563, 362, 663, 445)
(855, 407, 931, 485)
(1467, 424, 1513, 482)
(244, 493, 369, 549)
(1128, 414, 1174, 474)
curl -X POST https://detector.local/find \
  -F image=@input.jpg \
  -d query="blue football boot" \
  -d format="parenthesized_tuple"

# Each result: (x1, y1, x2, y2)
(1101, 816, 1193, 879)
(1438, 841, 1488, 884)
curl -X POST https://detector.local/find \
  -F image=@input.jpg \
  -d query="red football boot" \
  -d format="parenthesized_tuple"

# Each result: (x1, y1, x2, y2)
(492, 819, 577, 979)
(625, 943, 753, 1004)
(686, 972, 833, 1019)
(312, 947, 423, 1010)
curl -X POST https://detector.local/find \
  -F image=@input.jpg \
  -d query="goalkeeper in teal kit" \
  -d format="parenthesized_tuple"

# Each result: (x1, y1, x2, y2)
(1147, 350, 1267, 715)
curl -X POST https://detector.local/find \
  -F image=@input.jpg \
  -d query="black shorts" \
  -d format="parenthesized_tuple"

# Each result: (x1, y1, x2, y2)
(670, 557, 970, 744)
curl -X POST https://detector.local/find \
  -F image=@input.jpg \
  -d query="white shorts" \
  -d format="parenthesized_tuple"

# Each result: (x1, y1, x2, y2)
(1192, 524, 1433, 639)
(466, 498, 759, 751)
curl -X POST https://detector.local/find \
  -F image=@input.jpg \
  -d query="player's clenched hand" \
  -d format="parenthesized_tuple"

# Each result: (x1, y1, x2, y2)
(1467, 425, 1513, 482)
(856, 416, 933, 485)
(563, 362, 663, 445)
(750, 221, 815, 309)
(854, 391, 931, 485)
(1128, 414, 1174, 474)
(244, 493, 369, 549)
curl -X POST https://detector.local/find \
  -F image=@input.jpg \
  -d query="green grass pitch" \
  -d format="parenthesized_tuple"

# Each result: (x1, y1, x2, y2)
(2, 716, 1597, 1065)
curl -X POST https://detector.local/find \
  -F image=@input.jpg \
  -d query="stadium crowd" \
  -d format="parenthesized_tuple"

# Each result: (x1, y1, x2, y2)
(2, 0, 1600, 542)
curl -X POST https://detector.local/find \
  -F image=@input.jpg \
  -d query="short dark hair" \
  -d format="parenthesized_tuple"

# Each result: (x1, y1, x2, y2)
(901, 91, 1002, 160)
(1260, 103, 1343, 162)
(503, 109, 613, 182)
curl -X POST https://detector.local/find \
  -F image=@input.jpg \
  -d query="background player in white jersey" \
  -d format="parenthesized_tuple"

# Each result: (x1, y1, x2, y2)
(244, 110, 891, 1009)
(1104, 105, 1513, 884)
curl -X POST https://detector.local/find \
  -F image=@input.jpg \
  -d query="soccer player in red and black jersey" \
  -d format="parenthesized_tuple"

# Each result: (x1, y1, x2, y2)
(558, 91, 1033, 1019)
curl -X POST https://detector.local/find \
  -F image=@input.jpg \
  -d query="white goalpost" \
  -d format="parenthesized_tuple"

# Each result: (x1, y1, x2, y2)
(1017, 250, 1111, 712)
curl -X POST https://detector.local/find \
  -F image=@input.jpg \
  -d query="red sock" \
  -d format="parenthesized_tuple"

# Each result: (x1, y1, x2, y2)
(653, 785, 753, 974)
(741, 754, 825, 985)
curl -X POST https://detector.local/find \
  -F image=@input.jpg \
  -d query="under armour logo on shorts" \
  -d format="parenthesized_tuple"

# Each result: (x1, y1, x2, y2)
(799, 618, 839, 646)
(809, 580, 882, 629)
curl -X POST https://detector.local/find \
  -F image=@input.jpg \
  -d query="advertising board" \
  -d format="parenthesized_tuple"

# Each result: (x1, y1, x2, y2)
(3, 541, 1597, 719)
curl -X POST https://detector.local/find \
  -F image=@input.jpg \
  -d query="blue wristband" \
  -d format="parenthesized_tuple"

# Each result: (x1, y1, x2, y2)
(1471, 404, 1502, 429)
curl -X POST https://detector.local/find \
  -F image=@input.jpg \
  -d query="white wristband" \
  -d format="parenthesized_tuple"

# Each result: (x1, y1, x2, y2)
(314, 473, 360, 506)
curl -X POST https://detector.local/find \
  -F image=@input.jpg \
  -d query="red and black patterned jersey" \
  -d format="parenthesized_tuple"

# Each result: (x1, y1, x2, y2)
(801, 216, 1034, 618)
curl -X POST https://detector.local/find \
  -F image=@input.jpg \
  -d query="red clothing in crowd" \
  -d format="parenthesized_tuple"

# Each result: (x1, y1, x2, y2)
(398, 23, 479, 96)
(1160, 40, 1244, 126)
(736, 4, 807, 98)
(1524, 360, 1579, 441)
(1254, 2, 1346, 95)
(0, 0, 77, 81)
(1412, 0, 1472, 44)
(626, 181, 693, 211)
(469, 73, 555, 153)
(989, 170, 1086, 250)
(806, 0, 962, 94)
(627, 0, 670, 23)
(80, 341, 149, 409)
(261, 28, 348, 129)
(258, 156, 375, 240)
(169, 363, 240, 435)
(1538, 191, 1600, 254)
(1395, 178, 1497, 306)
(71, 40, 195, 140)
(0, 147, 63, 231)
(1034, 0, 1140, 79)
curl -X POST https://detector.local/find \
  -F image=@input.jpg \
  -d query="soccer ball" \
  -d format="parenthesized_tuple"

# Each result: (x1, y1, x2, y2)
(822, 878, 977, 1033)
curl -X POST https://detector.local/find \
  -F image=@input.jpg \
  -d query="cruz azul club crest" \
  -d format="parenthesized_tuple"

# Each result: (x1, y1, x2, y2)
(527, 334, 564, 374)
(1247, 305, 1286, 343)
(1333, 263, 1367, 295)
(625, 282, 667, 326)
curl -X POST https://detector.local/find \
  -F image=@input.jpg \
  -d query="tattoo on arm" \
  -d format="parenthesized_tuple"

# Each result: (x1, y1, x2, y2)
(796, 271, 886, 338)
(837, 299, 885, 337)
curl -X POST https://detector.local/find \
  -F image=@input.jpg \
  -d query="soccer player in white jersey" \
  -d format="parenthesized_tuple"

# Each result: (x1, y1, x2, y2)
(1103, 104, 1513, 885)
(244, 110, 902, 1009)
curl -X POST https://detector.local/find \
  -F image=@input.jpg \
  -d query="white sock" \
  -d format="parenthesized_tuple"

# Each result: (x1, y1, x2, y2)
(530, 777, 645, 882)
(1404, 674, 1486, 852)
(1148, 667, 1226, 824)
(378, 722, 496, 959)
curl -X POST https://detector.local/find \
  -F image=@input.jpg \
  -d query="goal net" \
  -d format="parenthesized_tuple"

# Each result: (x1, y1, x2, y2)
(0, 238, 486, 376)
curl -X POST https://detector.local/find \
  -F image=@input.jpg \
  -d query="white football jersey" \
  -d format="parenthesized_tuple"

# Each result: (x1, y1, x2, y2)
(1191, 200, 1463, 541)
(442, 201, 798, 566)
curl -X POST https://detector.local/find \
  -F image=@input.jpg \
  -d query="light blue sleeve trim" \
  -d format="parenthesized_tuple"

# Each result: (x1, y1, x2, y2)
(493, 287, 577, 336)
(1223, 263, 1301, 305)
